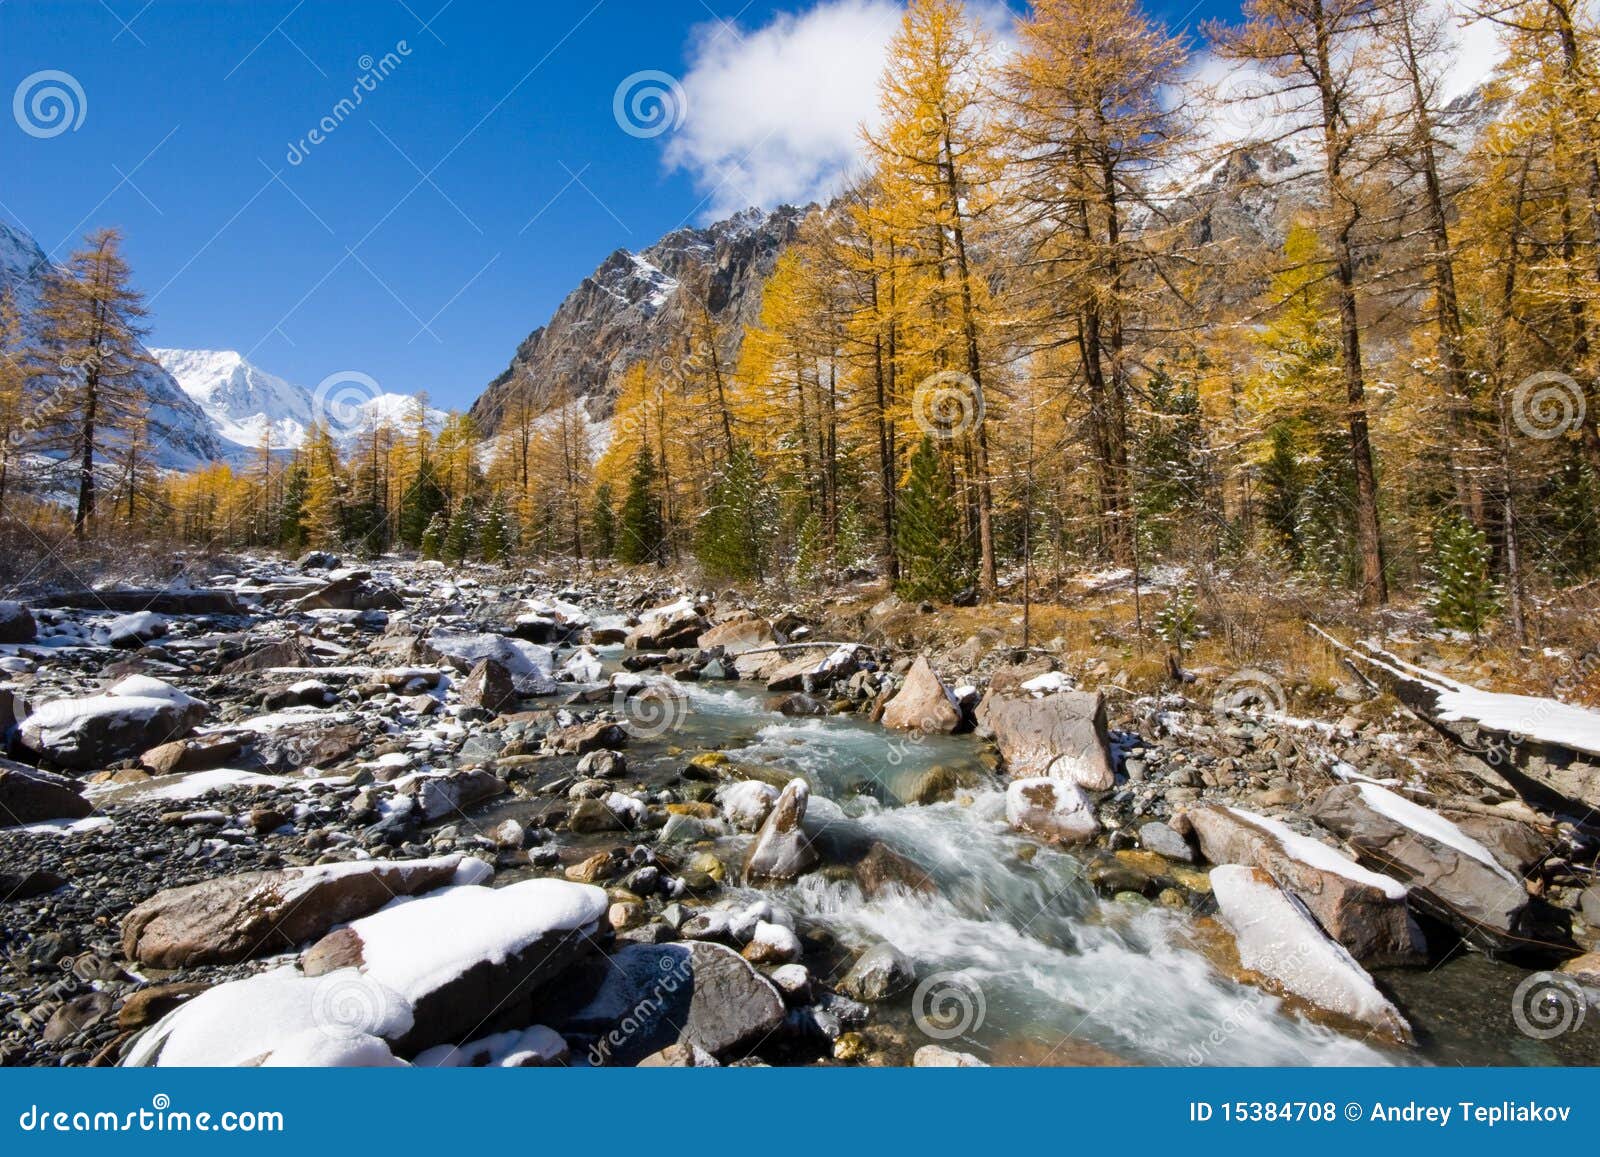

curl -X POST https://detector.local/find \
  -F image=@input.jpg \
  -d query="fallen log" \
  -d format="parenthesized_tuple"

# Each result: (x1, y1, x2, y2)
(1312, 625, 1600, 820)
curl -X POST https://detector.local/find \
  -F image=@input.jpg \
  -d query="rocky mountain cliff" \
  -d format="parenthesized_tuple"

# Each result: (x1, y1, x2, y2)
(468, 205, 809, 437)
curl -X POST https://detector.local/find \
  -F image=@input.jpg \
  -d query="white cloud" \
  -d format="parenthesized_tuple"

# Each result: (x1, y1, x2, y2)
(665, 0, 903, 219)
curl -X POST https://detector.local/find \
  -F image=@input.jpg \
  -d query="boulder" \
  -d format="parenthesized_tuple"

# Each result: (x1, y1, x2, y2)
(548, 718, 628, 755)
(104, 611, 167, 649)
(696, 615, 776, 655)
(754, 645, 863, 693)
(1310, 783, 1534, 954)
(139, 733, 245, 777)
(251, 723, 365, 772)
(0, 760, 93, 826)
(292, 570, 404, 612)
(221, 637, 317, 674)
(299, 878, 608, 1055)
(0, 601, 36, 643)
(1187, 805, 1422, 965)
(914, 1044, 989, 1067)
(1005, 777, 1098, 844)
(402, 769, 507, 821)
(122, 855, 480, 968)
(297, 550, 342, 570)
(839, 942, 916, 1001)
(19, 676, 209, 771)
(975, 689, 1115, 790)
(568, 941, 785, 1065)
(880, 655, 962, 734)
(625, 598, 708, 650)
(743, 778, 819, 882)
(0, 867, 67, 900)
(421, 631, 557, 696)
(1210, 865, 1412, 1045)
(1138, 820, 1197, 863)
(459, 657, 518, 714)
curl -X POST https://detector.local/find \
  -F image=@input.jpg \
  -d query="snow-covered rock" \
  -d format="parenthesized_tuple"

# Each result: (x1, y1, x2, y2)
(121, 855, 482, 968)
(1005, 777, 1099, 844)
(421, 631, 557, 696)
(1211, 865, 1413, 1045)
(1187, 805, 1421, 965)
(1311, 782, 1532, 953)
(19, 676, 210, 770)
(299, 879, 608, 1054)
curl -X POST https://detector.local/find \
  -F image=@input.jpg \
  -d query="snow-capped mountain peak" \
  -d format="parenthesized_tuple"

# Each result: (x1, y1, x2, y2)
(152, 348, 445, 454)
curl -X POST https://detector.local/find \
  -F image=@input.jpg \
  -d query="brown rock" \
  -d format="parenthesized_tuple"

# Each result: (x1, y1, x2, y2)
(117, 983, 213, 1030)
(121, 855, 468, 968)
(460, 657, 518, 714)
(975, 689, 1115, 790)
(1187, 805, 1423, 965)
(880, 655, 962, 734)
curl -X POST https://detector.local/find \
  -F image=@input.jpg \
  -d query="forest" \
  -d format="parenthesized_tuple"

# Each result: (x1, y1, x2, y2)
(6, 0, 1599, 646)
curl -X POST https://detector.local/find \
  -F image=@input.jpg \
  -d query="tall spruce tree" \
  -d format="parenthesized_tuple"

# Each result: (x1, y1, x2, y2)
(894, 437, 969, 601)
(618, 445, 665, 565)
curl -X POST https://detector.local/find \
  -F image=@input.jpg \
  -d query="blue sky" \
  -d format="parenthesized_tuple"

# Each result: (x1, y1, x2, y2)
(1, 0, 1237, 411)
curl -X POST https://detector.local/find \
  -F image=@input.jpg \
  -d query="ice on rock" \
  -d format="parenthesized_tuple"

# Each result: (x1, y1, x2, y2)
(1211, 865, 1413, 1044)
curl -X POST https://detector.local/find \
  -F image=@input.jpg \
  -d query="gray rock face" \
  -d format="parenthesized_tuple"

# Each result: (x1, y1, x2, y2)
(1310, 784, 1534, 954)
(1187, 805, 1423, 965)
(403, 769, 506, 821)
(743, 779, 819, 882)
(469, 206, 808, 437)
(0, 760, 93, 826)
(18, 677, 210, 771)
(1139, 820, 1197, 863)
(0, 601, 36, 643)
(122, 856, 471, 968)
(570, 941, 786, 1065)
(976, 689, 1116, 790)
(839, 942, 916, 1002)
(880, 655, 962, 734)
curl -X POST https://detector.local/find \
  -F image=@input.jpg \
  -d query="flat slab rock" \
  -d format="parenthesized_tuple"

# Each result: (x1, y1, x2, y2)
(122, 855, 484, 968)
(976, 688, 1115, 790)
(1186, 805, 1422, 965)
(1310, 782, 1535, 954)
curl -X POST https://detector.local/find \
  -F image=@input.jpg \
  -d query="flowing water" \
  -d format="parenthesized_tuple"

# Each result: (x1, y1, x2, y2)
(491, 657, 1597, 1067)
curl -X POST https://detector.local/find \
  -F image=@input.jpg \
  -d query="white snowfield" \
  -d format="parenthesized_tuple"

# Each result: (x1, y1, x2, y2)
(1223, 806, 1407, 900)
